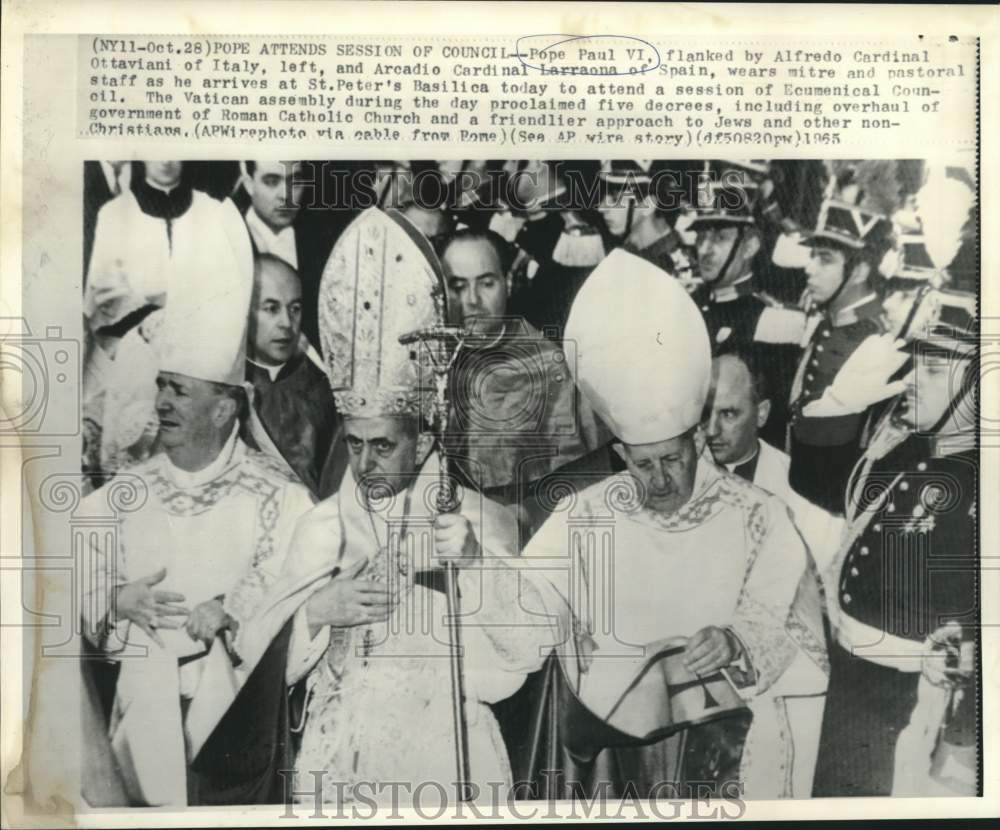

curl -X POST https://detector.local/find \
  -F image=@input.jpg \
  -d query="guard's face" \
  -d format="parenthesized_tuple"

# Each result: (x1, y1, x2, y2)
(620, 431, 700, 515)
(247, 161, 303, 232)
(250, 263, 303, 366)
(882, 286, 940, 339)
(144, 161, 183, 190)
(804, 244, 848, 305)
(344, 417, 433, 501)
(881, 287, 920, 337)
(901, 351, 968, 433)
(705, 355, 768, 466)
(696, 225, 742, 284)
(598, 192, 633, 237)
(443, 238, 508, 335)
(154, 372, 227, 451)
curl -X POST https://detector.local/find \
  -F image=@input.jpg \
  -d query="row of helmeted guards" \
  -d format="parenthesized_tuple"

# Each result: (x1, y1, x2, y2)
(777, 161, 980, 796)
(792, 288, 979, 797)
(592, 159, 817, 449)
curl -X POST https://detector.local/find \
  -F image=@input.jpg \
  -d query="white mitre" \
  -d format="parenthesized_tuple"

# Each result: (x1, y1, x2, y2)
(565, 248, 711, 444)
(158, 212, 254, 385)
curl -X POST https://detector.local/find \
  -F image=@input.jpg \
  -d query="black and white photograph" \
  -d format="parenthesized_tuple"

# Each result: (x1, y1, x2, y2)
(74, 156, 981, 808)
(1, 3, 995, 826)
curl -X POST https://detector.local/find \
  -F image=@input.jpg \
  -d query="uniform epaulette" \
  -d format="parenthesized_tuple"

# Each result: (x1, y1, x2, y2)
(752, 290, 793, 309)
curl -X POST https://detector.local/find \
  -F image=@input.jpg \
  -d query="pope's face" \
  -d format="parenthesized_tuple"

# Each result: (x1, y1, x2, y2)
(155, 371, 227, 452)
(443, 238, 508, 335)
(247, 161, 303, 232)
(344, 416, 431, 502)
(706, 355, 766, 466)
(620, 431, 700, 516)
(144, 161, 183, 190)
(250, 261, 303, 366)
(804, 244, 848, 305)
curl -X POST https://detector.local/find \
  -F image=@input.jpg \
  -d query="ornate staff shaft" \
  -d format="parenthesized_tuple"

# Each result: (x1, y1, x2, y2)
(399, 321, 472, 801)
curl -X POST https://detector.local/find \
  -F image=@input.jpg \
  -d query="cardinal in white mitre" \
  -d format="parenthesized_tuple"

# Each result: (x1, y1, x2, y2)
(514, 249, 829, 800)
(80, 220, 315, 807)
(191, 208, 563, 808)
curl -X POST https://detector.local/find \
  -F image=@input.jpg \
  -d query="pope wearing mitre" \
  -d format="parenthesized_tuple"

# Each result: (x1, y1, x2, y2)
(518, 249, 829, 800)
(188, 208, 563, 806)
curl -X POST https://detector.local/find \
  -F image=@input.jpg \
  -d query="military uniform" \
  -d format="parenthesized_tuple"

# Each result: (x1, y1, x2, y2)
(788, 295, 885, 512)
(812, 434, 978, 796)
(686, 160, 806, 446)
(785, 161, 901, 513)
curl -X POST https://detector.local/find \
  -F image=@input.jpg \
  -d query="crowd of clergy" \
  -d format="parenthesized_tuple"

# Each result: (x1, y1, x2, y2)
(78, 158, 979, 807)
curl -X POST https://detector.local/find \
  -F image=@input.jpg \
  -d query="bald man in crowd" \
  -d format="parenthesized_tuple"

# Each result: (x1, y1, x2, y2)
(244, 254, 346, 497)
(236, 161, 344, 349)
(705, 348, 794, 502)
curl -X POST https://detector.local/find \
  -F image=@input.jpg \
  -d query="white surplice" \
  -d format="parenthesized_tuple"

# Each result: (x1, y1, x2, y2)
(229, 452, 560, 805)
(521, 455, 829, 799)
(81, 429, 315, 806)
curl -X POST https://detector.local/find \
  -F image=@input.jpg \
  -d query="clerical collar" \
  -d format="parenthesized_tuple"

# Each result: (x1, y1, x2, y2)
(828, 293, 879, 327)
(163, 422, 241, 490)
(725, 440, 760, 482)
(248, 357, 286, 382)
(245, 207, 298, 269)
(130, 175, 193, 221)
(710, 273, 754, 303)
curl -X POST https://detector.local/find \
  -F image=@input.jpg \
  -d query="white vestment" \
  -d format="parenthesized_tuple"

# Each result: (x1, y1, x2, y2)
(522, 456, 829, 799)
(82, 431, 314, 806)
(742, 440, 829, 797)
(82, 190, 252, 476)
(227, 452, 560, 805)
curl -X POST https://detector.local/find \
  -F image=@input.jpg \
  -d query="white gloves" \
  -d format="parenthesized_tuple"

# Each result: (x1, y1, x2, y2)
(802, 333, 909, 417)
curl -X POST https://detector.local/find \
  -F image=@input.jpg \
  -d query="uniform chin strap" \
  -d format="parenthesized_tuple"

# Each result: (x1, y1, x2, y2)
(928, 365, 975, 441)
(623, 199, 635, 239)
(823, 247, 864, 310)
(897, 284, 935, 340)
(710, 226, 746, 287)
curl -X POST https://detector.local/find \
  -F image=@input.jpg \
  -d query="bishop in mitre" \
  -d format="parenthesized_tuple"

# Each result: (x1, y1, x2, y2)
(80, 223, 315, 807)
(515, 249, 829, 800)
(192, 208, 562, 807)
